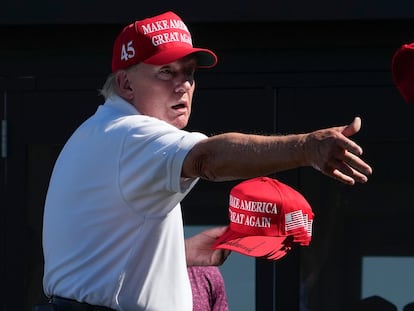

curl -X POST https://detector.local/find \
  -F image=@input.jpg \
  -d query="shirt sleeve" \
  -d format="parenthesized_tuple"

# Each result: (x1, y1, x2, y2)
(118, 115, 207, 215)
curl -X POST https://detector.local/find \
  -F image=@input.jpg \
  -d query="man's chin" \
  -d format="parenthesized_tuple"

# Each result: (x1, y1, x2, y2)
(171, 117, 189, 130)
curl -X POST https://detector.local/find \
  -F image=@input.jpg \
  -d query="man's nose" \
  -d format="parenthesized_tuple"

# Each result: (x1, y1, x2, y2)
(174, 77, 193, 93)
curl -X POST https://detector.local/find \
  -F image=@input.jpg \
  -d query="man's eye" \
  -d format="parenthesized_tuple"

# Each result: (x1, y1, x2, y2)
(160, 68, 172, 74)
(158, 68, 175, 80)
(158, 68, 174, 80)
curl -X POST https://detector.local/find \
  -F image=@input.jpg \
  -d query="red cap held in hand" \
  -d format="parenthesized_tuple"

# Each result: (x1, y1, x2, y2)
(212, 177, 314, 261)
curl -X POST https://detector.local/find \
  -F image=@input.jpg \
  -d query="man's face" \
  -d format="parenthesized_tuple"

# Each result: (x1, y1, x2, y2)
(126, 56, 197, 129)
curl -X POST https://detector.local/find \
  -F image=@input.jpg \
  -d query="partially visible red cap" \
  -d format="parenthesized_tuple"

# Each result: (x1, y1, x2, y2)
(111, 11, 217, 72)
(391, 42, 414, 103)
(212, 177, 314, 261)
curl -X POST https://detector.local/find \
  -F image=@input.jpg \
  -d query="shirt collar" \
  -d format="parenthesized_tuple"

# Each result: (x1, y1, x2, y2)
(104, 94, 141, 116)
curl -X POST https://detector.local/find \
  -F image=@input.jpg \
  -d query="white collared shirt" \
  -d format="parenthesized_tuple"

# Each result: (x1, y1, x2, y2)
(43, 95, 207, 310)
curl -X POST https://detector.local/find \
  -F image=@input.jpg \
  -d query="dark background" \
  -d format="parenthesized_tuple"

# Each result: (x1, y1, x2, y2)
(1, 1, 414, 310)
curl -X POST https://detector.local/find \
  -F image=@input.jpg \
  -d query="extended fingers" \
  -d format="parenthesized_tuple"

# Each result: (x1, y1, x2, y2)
(336, 136, 363, 157)
(331, 164, 368, 185)
(309, 118, 372, 185)
(340, 149, 372, 175)
(323, 152, 372, 185)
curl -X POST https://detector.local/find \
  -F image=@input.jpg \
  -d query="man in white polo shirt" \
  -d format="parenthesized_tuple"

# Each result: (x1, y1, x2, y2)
(40, 10, 372, 311)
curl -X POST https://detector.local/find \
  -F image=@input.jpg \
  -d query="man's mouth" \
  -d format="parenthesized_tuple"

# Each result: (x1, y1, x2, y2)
(172, 103, 186, 109)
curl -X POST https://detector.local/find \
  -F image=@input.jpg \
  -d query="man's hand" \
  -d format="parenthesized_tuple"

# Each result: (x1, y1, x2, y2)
(303, 117, 373, 185)
(185, 226, 231, 266)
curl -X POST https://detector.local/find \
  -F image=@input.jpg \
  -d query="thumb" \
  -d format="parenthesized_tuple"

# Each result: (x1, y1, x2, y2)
(341, 116, 361, 137)
(204, 226, 229, 239)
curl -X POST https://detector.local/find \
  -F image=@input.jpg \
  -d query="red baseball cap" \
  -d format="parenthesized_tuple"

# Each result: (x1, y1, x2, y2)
(212, 177, 314, 260)
(111, 11, 218, 72)
(391, 42, 414, 103)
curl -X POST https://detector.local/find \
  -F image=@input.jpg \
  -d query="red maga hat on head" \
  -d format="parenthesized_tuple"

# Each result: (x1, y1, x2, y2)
(212, 177, 314, 260)
(111, 11, 217, 72)
(392, 42, 414, 104)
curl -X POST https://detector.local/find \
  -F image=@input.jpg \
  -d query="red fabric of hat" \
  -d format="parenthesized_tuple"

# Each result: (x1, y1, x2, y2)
(392, 42, 414, 103)
(212, 230, 290, 258)
(260, 236, 294, 260)
(212, 177, 314, 260)
(111, 11, 217, 72)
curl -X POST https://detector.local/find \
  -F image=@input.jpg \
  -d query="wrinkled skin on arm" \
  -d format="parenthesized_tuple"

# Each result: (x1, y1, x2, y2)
(182, 117, 372, 185)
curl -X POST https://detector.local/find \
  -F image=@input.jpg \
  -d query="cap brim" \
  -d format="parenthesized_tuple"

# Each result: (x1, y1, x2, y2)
(212, 228, 290, 258)
(143, 47, 217, 68)
(260, 246, 291, 260)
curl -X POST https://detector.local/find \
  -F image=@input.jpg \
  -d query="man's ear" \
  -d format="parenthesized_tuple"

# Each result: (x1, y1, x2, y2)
(115, 71, 134, 101)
